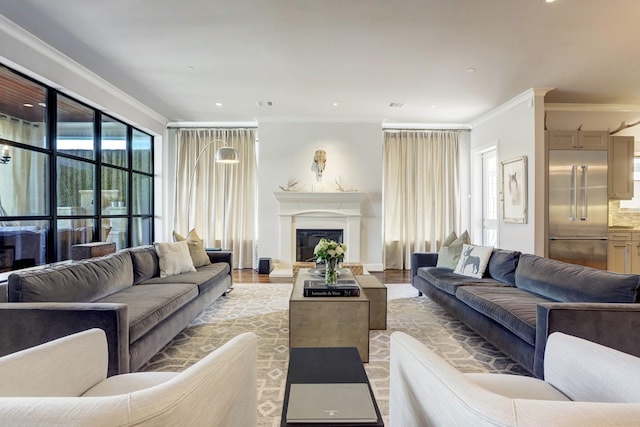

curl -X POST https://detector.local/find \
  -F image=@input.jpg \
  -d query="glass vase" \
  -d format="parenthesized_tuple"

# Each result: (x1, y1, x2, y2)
(325, 258, 338, 286)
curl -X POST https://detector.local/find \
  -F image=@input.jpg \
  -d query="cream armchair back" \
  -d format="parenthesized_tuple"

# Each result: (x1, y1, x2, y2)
(390, 331, 640, 427)
(0, 328, 258, 426)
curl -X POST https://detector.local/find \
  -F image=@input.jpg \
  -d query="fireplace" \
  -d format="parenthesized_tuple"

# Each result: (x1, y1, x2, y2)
(296, 229, 343, 262)
(274, 192, 366, 274)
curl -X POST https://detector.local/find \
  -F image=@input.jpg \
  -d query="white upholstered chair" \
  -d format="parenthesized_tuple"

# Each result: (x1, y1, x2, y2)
(390, 331, 640, 427)
(0, 328, 258, 426)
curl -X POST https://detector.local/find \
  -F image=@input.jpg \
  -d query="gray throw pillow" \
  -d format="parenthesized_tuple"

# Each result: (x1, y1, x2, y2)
(436, 230, 470, 269)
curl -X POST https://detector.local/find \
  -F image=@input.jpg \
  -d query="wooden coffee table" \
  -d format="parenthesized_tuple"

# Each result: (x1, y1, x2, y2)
(289, 270, 370, 362)
(280, 347, 384, 426)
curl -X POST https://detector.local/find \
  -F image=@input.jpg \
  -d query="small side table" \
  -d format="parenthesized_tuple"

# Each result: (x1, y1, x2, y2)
(281, 347, 384, 426)
(356, 275, 387, 330)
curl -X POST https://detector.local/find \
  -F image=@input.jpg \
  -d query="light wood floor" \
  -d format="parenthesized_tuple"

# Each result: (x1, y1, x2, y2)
(233, 269, 411, 284)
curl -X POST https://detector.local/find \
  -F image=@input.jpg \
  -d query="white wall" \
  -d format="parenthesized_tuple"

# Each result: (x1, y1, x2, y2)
(470, 89, 547, 255)
(257, 121, 383, 270)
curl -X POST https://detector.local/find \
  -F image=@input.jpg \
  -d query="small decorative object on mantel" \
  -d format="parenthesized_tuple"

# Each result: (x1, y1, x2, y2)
(335, 176, 357, 192)
(279, 177, 303, 192)
(313, 238, 347, 286)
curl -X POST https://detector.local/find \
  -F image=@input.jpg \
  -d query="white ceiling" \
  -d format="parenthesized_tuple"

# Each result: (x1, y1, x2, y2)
(3, 0, 640, 124)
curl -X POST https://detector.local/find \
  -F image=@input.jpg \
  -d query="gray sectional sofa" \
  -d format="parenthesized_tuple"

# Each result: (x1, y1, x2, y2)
(0, 245, 232, 376)
(412, 249, 640, 378)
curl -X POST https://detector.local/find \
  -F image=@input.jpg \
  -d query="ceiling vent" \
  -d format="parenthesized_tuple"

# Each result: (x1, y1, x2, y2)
(388, 102, 404, 108)
(257, 101, 274, 107)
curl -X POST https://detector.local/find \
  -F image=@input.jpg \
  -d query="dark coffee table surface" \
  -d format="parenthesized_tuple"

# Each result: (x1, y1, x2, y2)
(281, 347, 384, 427)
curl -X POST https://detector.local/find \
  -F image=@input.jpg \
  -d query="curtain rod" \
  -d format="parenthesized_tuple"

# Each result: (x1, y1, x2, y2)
(167, 121, 258, 129)
(383, 128, 471, 132)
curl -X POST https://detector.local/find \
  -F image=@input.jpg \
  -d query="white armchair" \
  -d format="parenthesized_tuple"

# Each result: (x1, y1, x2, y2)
(390, 331, 640, 427)
(0, 328, 258, 426)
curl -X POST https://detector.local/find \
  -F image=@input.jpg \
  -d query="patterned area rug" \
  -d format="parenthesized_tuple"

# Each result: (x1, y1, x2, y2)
(141, 283, 528, 426)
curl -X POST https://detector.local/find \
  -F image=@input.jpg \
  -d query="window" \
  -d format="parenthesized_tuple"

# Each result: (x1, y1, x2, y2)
(0, 64, 154, 270)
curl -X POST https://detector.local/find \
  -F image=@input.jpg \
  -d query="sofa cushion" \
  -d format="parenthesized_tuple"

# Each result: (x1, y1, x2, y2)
(436, 231, 470, 269)
(486, 249, 520, 285)
(128, 246, 160, 285)
(8, 252, 134, 303)
(96, 283, 198, 343)
(515, 254, 640, 303)
(417, 267, 508, 296)
(456, 286, 553, 346)
(138, 262, 230, 295)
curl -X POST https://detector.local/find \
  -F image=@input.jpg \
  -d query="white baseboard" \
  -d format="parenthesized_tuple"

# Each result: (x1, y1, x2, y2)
(364, 263, 384, 272)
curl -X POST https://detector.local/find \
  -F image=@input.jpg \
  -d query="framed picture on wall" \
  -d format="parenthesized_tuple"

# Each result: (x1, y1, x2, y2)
(501, 156, 527, 224)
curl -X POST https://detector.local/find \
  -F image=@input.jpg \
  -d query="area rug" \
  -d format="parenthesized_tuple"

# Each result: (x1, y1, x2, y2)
(141, 282, 528, 426)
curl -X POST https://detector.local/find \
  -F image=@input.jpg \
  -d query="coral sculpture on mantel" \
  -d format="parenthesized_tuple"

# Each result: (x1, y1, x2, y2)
(335, 176, 357, 192)
(279, 177, 303, 192)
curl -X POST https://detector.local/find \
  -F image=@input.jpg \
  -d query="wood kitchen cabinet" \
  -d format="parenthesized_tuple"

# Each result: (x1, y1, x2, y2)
(608, 231, 640, 274)
(608, 135, 634, 200)
(547, 130, 609, 150)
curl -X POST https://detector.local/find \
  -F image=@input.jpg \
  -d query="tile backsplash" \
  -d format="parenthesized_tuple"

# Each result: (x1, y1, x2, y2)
(609, 200, 640, 227)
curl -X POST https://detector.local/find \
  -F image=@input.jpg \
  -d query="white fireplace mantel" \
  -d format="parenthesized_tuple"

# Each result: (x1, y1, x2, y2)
(273, 192, 366, 276)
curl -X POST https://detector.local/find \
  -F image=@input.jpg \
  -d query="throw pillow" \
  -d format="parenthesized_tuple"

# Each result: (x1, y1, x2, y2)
(454, 244, 494, 278)
(154, 241, 196, 278)
(173, 229, 211, 268)
(436, 230, 470, 269)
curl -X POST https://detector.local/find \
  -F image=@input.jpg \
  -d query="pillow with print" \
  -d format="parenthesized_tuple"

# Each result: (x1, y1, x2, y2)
(454, 244, 493, 278)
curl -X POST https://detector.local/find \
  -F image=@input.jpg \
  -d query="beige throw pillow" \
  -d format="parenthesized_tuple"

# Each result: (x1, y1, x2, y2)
(454, 244, 493, 278)
(436, 230, 470, 269)
(173, 229, 211, 268)
(154, 241, 196, 278)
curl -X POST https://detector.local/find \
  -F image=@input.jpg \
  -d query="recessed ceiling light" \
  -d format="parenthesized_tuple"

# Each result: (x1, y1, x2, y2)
(185, 65, 195, 71)
(215, 102, 223, 107)
(466, 67, 476, 73)
(429, 105, 436, 109)
(333, 102, 339, 107)
(545, 0, 556, 3)
(23, 103, 33, 108)
(257, 101, 274, 107)
(389, 102, 404, 108)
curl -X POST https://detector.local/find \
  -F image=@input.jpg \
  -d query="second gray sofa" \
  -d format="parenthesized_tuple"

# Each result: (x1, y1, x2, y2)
(0, 245, 232, 376)
(412, 249, 640, 378)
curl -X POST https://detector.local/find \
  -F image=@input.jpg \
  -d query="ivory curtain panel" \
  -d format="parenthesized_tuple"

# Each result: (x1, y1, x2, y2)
(174, 128, 257, 269)
(383, 130, 460, 269)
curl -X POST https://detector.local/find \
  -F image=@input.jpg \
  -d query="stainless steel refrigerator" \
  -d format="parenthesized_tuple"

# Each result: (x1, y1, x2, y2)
(547, 149, 608, 269)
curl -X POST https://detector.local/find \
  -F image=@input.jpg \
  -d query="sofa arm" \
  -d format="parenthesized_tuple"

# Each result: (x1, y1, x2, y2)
(534, 302, 640, 379)
(0, 302, 129, 377)
(411, 252, 438, 279)
(207, 250, 232, 267)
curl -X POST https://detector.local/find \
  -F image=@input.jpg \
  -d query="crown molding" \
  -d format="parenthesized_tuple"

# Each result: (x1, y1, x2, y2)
(545, 103, 640, 112)
(471, 87, 555, 127)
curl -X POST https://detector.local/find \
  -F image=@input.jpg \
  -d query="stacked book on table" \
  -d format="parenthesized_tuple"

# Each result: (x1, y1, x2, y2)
(303, 279, 360, 297)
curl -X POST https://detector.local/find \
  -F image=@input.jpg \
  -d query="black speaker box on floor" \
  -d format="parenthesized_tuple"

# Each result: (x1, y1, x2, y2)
(258, 257, 273, 274)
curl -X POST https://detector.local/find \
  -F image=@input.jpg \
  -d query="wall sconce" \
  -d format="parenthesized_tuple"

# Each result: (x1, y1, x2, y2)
(0, 145, 10, 165)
